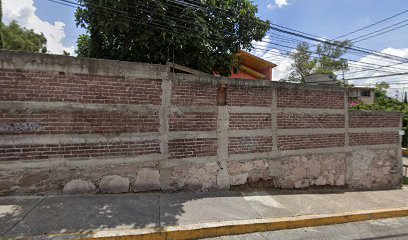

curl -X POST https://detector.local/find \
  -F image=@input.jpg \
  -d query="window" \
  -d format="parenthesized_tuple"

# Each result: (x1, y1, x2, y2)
(360, 90, 371, 97)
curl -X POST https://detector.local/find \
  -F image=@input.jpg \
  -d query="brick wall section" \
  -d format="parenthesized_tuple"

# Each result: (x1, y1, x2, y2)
(229, 136, 273, 154)
(227, 85, 272, 106)
(168, 138, 217, 159)
(0, 70, 162, 105)
(0, 140, 160, 162)
(229, 113, 271, 130)
(278, 134, 345, 150)
(277, 113, 345, 129)
(169, 112, 217, 131)
(349, 133, 399, 146)
(171, 81, 216, 106)
(277, 87, 344, 109)
(349, 111, 400, 128)
(0, 110, 159, 135)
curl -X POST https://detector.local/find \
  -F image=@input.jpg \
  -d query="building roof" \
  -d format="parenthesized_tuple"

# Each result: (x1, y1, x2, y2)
(236, 50, 277, 73)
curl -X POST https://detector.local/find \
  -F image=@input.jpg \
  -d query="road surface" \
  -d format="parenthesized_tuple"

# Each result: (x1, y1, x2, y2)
(204, 217, 408, 240)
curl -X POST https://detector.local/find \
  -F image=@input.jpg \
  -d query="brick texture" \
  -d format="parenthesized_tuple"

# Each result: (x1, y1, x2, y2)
(229, 113, 271, 130)
(0, 110, 159, 135)
(0, 140, 160, 161)
(349, 133, 399, 146)
(278, 134, 345, 150)
(277, 113, 344, 129)
(349, 111, 400, 128)
(227, 85, 272, 106)
(229, 136, 273, 154)
(169, 112, 217, 131)
(0, 70, 162, 105)
(168, 138, 217, 159)
(277, 87, 344, 109)
(171, 81, 216, 106)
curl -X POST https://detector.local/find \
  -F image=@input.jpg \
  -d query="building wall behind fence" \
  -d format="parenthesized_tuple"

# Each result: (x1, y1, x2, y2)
(0, 50, 402, 195)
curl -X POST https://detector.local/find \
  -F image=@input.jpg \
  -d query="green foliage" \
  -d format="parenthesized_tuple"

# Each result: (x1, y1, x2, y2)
(75, 0, 269, 76)
(286, 40, 352, 83)
(75, 34, 90, 57)
(0, 0, 3, 48)
(351, 81, 408, 147)
(2, 20, 47, 53)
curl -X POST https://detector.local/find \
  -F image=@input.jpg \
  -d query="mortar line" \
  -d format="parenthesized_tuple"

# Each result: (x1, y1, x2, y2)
(2, 196, 48, 237)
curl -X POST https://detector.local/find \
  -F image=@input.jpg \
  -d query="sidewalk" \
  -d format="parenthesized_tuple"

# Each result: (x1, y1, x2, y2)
(1, 187, 408, 239)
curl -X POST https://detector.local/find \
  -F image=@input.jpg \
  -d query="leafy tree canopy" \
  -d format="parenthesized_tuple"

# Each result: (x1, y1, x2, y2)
(1, 20, 47, 53)
(75, 0, 269, 76)
(286, 40, 352, 83)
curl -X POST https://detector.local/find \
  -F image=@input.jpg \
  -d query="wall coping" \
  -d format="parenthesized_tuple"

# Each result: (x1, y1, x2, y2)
(0, 49, 345, 92)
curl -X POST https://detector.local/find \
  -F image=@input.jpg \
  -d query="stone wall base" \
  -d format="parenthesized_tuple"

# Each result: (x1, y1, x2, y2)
(0, 148, 402, 196)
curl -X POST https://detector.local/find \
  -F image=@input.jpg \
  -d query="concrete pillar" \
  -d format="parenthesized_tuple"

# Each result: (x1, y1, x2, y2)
(159, 66, 172, 189)
(216, 106, 230, 189)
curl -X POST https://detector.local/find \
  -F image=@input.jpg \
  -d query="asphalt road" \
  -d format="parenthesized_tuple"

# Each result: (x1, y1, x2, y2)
(204, 217, 408, 240)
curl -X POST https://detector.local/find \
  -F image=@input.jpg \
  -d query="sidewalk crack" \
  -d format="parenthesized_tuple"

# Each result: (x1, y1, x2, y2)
(1, 196, 48, 237)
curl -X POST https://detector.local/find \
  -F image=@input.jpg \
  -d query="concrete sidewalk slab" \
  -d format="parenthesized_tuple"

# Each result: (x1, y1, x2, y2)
(0, 196, 45, 236)
(160, 191, 261, 226)
(3, 194, 160, 238)
(1, 187, 408, 239)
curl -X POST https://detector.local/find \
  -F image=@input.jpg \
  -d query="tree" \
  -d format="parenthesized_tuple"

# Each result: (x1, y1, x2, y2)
(286, 40, 352, 83)
(404, 92, 407, 104)
(75, 34, 90, 57)
(0, 0, 3, 48)
(75, 0, 269, 76)
(2, 20, 47, 53)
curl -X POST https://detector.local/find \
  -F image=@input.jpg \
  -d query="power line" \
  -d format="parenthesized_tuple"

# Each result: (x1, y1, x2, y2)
(333, 9, 408, 40)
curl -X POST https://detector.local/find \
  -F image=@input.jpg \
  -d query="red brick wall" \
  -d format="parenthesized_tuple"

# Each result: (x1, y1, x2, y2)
(0, 140, 160, 162)
(349, 111, 400, 128)
(0, 70, 162, 105)
(169, 112, 217, 131)
(277, 87, 344, 109)
(229, 113, 271, 130)
(228, 136, 273, 154)
(171, 81, 217, 106)
(227, 85, 272, 106)
(278, 134, 345, 150)
(349, 133, 399, 146)
(0, 110, 159, 135)
(168, 138, 217, 159)
(277, 113, 344, 129)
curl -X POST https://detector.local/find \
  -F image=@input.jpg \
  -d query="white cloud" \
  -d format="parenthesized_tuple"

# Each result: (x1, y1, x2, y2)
(267, 4, 275, 10)
(251, 36, 293, 81)
(343, 47, 408, 99)
(275, 0, 289, 8)
(2, 0, 74, 55)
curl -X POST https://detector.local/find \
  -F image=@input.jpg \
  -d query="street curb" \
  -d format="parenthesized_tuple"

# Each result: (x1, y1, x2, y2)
(49, 207, 408, 240)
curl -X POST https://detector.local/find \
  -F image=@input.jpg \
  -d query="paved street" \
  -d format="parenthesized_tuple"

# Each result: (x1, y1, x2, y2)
(205, 216, 408, 240)
(1, 187, 408, 238)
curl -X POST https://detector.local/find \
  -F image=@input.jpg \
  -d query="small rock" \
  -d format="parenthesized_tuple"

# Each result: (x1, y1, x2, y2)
(315, 176, 327, 186)
(326, 174, 335, 185)
(62, 179, 96, 195)
(133, 169, 160, 192)
(99, 175, 130, 193)
(230, 173, 248, 185)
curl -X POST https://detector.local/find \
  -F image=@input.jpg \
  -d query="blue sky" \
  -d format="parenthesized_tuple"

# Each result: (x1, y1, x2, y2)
(3, 0, 408, 96)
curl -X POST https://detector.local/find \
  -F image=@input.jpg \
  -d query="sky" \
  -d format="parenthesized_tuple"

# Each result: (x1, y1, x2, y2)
(3, 0, 408, 99)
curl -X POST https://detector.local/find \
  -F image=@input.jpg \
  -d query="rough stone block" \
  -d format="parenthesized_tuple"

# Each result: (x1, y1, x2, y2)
(99, 175, 130, 194)
(216, 169, 230, 189)
(230, 173, 248, 186)
(62, 179, 96, 195)
(133, 169, 160, 192)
